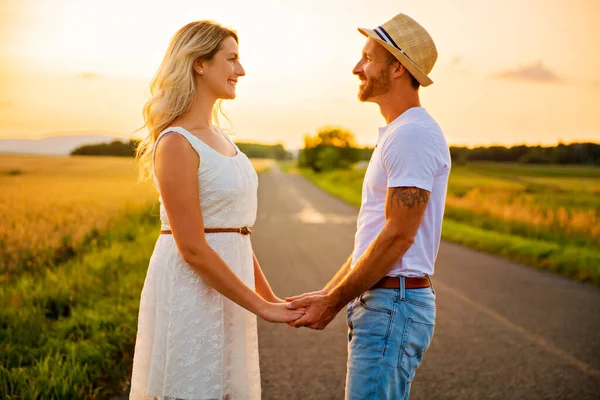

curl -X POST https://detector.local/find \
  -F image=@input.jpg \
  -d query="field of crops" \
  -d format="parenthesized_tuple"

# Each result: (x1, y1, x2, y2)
(0, 155, 157, 278)
(0, 154, 272, 398)
(0, 155, 273, 279)
(297, 162, 600, 285)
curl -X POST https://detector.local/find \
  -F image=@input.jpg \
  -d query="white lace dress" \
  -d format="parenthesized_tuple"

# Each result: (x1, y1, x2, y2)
(129, 126, 261, 400)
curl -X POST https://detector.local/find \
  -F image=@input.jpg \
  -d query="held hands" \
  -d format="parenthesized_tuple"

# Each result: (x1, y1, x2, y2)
(258, 301, 306, 323)
(257, 290, 341, 329)
(286, 290, 328, 303)
(284, 290, 341, 330)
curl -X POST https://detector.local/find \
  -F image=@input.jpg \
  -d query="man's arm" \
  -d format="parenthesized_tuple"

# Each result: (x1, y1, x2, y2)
(289, 186, 430, 329)
(324, 254, 353, 292)
(329, 187, 429, 309)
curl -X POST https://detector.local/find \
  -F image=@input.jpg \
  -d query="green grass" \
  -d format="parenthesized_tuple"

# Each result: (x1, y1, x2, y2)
(442, 219, 600, 283)
(0, 207, 158, 399)
(299, 168, 363, 206)
(277, 160, 298, 174)
(456, 162, 600, 179)
(295, 162, 600, 286)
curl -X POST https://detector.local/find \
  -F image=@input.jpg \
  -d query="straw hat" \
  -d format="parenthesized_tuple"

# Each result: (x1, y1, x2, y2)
(358, 13, 437, 86)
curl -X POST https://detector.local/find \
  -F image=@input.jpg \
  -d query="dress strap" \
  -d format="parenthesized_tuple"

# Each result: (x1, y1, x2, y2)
(152, 127, 202, 182)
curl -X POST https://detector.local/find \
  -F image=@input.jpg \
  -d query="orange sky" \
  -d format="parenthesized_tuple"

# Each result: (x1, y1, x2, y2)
(1, 0, 599, 149)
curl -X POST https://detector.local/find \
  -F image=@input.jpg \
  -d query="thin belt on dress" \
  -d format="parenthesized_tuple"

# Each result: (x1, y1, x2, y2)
(160, 227, 252, 235)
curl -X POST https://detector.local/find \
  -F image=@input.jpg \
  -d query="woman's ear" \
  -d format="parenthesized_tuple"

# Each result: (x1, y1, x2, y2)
(193, 58, 204, 75)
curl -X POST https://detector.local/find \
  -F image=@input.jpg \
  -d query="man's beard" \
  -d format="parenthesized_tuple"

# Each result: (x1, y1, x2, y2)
(358, 68, 391, 101)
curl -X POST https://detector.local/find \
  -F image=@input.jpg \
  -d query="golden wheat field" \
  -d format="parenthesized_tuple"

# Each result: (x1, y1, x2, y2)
(0, 154, 273, 276)
(447, 164, 600, 244)
(0, 155, 156, 275)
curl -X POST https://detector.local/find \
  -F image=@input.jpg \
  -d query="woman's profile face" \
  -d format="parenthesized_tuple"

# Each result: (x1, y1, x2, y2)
(201, 36, 245, 100)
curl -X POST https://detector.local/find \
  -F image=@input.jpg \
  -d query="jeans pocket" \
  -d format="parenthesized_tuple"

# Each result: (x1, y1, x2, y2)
(398, 318, 435, 380)
(404, 288, 436, 310)
(358, 292, 393, 315)
(349, 300, 393, 357)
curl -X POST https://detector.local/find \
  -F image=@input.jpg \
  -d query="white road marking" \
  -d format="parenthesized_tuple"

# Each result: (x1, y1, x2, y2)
(287, 183, 355, 225)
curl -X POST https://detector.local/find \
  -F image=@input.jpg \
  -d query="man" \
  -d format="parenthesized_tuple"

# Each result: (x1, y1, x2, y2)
(286, 13, 451, 399)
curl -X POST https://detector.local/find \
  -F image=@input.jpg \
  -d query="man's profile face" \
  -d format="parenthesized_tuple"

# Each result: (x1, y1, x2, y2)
(352, 38, 393, 102)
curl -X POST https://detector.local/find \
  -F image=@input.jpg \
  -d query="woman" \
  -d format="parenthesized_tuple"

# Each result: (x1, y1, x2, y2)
(129, 21, 304, 400)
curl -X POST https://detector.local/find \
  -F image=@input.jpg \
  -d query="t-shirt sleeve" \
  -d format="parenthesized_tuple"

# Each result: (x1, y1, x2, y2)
(380, 124, 440, 191)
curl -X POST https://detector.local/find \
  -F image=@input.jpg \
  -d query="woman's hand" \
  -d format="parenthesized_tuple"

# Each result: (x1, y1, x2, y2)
(258, 302, 306, 323)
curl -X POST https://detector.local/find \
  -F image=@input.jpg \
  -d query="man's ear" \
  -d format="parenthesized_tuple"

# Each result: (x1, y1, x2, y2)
(391, 61, 406, 78)
(193, 58, 204, 75)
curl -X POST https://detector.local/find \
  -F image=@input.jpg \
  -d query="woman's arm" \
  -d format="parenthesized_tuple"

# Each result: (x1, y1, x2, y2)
(155, 134, 304, 323)
(252, 252, 282, 303)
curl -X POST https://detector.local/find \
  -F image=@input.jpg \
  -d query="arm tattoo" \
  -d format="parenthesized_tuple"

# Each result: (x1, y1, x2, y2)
(391, 187, 430, 210)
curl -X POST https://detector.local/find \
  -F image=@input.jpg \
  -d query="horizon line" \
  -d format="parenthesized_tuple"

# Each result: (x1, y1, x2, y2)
(1, 132, 598, 151)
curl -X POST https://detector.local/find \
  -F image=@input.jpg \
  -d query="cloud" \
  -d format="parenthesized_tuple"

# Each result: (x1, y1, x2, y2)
(77, 72, 99, 80)
(495, 61, 562, 83)
(447, 55, 469, 75)
(450, 56, 462, 67)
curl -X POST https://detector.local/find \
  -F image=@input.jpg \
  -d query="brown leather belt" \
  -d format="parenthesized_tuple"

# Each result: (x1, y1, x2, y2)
(160, 227, 252, 235)
(371, 276, 431, 290)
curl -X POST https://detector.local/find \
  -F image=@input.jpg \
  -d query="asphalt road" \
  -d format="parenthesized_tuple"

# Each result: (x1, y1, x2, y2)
(252, 165, 600, 400)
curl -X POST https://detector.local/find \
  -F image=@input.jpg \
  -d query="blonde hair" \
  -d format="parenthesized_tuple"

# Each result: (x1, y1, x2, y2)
(135, 21, 238, 181)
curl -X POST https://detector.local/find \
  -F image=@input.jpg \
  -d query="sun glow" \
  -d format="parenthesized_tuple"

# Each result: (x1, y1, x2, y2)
(1, 0, 599, 149)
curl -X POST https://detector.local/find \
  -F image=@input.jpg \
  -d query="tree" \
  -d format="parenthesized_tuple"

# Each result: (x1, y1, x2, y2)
(71, 140, 137, 157)
(299, 126, 362, 172)
(234, 142, 292, 160)
(447, 142, 600, 165)
(71, 139, 292, 160)
(315, 147, 342, 171)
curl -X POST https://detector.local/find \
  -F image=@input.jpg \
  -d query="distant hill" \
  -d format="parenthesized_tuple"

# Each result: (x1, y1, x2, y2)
(0, 135, 126, 155)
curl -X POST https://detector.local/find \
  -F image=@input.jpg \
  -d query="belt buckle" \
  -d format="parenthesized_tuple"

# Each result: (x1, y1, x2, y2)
(239, 227, 251, 235)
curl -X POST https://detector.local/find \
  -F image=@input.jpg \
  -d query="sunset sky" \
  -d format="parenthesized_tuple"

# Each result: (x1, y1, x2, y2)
(1, 0, 599, 149)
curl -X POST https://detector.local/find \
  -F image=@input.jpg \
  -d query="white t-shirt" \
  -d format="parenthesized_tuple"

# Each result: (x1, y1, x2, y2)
(351, 107, 451, 277)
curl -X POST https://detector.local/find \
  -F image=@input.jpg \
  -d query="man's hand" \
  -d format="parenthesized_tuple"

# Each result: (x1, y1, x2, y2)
(281, 295, 308, 327)
(286, 294, 341, 330)
(285, 290, 327, 303)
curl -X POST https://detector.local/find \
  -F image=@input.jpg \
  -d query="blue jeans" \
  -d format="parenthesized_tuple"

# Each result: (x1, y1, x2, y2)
(345, 277, 436, 400)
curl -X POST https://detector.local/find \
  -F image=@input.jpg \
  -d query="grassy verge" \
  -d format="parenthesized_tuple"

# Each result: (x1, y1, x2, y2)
(277, 160, 298, 174)
(0, 207, 158, 399)
(296, 167, 600, 286)
(298, 168, 363, 206)
(442, 219, 600, 283)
